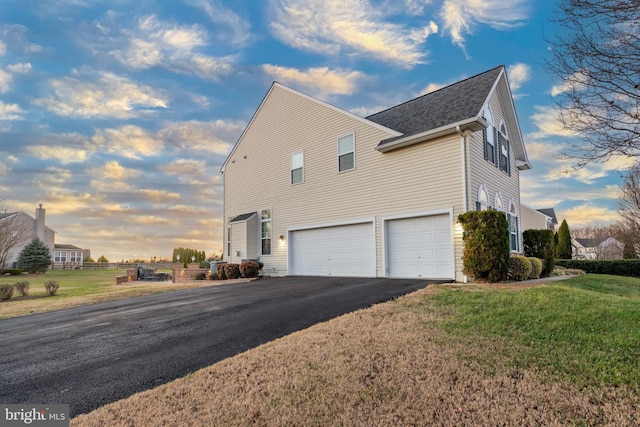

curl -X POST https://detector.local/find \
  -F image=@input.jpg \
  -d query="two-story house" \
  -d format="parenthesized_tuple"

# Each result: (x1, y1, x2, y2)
(221, 65, 531, 282)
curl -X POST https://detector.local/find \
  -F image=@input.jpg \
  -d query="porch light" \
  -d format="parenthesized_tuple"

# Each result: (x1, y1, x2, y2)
(279, 235, 285, 243)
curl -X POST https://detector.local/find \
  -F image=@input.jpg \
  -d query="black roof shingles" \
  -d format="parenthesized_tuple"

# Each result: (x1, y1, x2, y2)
(366, 65, 503, 140)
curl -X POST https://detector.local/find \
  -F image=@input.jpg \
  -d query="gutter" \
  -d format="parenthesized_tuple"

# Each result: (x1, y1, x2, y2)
(376, 116, 488, 153)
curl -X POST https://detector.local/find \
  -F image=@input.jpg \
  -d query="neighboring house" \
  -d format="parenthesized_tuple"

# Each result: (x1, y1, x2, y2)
(1, 205, 55, 269)
(572, 237, 624, 260)
(53, 244, 87, 269)
(221, 65, 531, 282)
(521, 205, 558, 232)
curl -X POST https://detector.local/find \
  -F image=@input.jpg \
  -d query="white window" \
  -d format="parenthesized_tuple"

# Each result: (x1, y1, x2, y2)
(476, 184, 490, 210)
(338, 133, 355, 172)
(508, 200, 519, 252)
(291, 151, 304, 184)
(70, 251, 78, 262)
(483, 108, 496, 165)
(58, 251, 67, 262)
(498, 121, 510, 175)
(494, 192, 504, 211)
(54, 251, 61, 263)
(261, 208, 272, 255)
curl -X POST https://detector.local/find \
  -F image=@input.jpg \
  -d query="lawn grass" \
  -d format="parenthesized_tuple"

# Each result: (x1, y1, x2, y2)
(0, 269, 220, 319)
(71, 274, 640, 426)
(431, 274, 640, 392)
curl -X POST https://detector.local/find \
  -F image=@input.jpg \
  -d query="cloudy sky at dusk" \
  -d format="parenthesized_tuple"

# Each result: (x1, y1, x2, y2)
(0, 0, 632, 262)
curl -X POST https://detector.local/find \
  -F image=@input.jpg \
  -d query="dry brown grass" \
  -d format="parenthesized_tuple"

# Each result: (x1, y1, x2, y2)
(71, 286, 639, 427)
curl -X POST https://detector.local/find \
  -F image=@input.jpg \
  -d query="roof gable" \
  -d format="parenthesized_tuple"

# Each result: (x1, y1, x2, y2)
(221, 82, 401, 173)
(366, 66, 502, 136)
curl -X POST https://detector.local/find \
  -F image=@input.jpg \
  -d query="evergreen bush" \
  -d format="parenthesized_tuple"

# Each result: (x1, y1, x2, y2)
(523, 229, 555, 277)
(528, 257, 543, 279)
(17, 238, 52, 273)
(507, 256, 532, 281)
(458, 210, 510, 282)
(216, 263, 227, 280)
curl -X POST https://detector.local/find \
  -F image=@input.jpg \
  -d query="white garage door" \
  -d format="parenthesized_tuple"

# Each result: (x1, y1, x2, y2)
(290, 222, 375, 277)
(387, 214, 454, 279)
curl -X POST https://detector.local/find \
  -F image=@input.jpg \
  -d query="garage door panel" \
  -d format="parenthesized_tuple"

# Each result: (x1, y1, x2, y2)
(387, 214, 453, 279)
(291, 223, 375, 277)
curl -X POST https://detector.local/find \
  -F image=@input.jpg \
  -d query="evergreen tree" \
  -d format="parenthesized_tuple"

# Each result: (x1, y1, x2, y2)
(556, 220, 572, 259)
(623, 242, 637, 259)
(97, 255, 109, 263)
(17, 238, 51, 273)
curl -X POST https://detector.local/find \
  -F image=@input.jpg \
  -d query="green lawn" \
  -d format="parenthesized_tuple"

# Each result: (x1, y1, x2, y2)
(430, 274, 640, 392)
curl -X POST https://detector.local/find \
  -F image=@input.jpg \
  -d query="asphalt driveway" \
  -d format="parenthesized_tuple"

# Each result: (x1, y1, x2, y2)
(0, 276, 442, 417)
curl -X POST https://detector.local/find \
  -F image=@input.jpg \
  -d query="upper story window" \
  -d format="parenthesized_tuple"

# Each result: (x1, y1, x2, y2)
(338, 133, 355, 172)
(483, 108, 496, 166)
(508, 200, 519, 252)
(291, 151, 304, 184)
(498, 121, 511, 175)
(261, 208, 272, 255)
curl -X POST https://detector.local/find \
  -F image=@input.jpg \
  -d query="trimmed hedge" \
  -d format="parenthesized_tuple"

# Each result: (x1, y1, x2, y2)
(216, 263, 227, 280)
(555, 259, 640, 278)
(528, 257, 543, 279)
(239, 261, 261, 278)
(224, 263, 241, 280)
(458, 210, 510, 282)
(523, 229, 555, 277)
(0, 284, 14, 300)
(508, 256, 532, 281)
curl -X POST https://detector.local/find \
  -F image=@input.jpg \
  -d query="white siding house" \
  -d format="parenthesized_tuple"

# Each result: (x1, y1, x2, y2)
(221, 66, 531, 282)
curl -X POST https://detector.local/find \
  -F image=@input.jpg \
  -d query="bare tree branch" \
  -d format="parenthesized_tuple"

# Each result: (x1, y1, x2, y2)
(544, 0, 640, 167)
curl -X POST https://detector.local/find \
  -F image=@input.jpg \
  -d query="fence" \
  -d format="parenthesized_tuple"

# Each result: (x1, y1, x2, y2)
(81, 262, 174, 270)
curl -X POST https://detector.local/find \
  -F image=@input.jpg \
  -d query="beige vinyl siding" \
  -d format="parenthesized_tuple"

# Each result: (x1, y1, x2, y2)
(224, 85, 465, 278)
(468, 87, 523, 250)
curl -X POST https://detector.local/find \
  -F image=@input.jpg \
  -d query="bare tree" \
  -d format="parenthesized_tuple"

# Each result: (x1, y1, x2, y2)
(544, 0, 640, 166)
(619, 162, 640, 252)
(0, 212, 31, 269)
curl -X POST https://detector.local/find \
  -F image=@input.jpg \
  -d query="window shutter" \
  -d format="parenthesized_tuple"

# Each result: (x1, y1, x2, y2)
(476, 201, 481, 211)
(493, 126, 499, 167)
(506, 139, 511, 176)
(483, 128, 488, 160)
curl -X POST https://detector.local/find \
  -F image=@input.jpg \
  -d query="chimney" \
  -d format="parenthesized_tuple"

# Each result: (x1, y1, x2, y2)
(36, 204, 45, 241)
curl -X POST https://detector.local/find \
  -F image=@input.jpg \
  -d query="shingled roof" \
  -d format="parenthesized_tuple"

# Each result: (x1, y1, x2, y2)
(366, 66, 503, 141)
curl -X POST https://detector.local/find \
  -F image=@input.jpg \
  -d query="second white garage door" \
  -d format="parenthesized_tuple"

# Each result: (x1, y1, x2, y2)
(290, 222, 375, 277)
(386, 214, 454, 279)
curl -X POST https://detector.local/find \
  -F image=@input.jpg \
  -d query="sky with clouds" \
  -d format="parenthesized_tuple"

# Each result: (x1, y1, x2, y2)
(0, 0, 631, 261)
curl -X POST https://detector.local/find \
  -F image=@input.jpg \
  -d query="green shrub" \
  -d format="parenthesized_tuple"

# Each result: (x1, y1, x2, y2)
(523, 229, 555, 277)
(44, 280, 60, 296)
(239, 261, 261, 278)
(508, 256, 533, 281)
(555, 259, 640, 278)
(195, 272, 206, 280)
(0, 284, 14, 300)
(216, 263, 227, 280)
(14, 281, 30, 296)
(528, 257, 543, 279)
(4, 269, 23, 276)
(224, 263, 241, 280)
(458, 210, 510, 282)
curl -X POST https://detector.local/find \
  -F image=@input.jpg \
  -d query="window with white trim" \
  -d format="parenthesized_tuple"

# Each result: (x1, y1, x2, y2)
(338, 133, 355, 172)
(291, 151, 304, 184)
(494, 192, 504, 211)
(476, 184, 490, 210)
(498, 121, 511, 175)
(508, 201, 519, 252)
(483, 108, 497, 165)
(261, 208, 272, 255)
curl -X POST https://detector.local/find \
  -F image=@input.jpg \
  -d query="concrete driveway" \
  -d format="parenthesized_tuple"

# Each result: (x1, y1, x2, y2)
(0, 276, 443, 417)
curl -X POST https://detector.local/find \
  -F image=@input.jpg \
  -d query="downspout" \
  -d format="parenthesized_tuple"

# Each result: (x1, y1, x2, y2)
(456, 125, 469, 284)
(456, 125, 468, 212)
